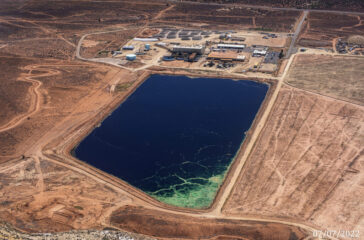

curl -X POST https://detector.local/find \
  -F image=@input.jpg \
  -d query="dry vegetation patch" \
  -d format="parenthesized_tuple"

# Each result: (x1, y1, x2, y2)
(0, 56, 33, 126)
(158, 3, 299, 31)
(347, 35, 364, 45)
(298, 12, 364, 48)
(286, 54, 364, 105)
(1, 39, 75, 60)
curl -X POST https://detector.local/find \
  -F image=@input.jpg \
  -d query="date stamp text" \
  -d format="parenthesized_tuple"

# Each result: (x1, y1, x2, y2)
(313, 230, 360, 239)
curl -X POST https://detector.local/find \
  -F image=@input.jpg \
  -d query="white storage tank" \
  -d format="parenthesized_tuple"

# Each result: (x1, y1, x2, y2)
(126, 54, 136, 61)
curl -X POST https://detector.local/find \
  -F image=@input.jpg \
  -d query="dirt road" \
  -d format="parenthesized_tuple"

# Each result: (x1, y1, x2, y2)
(286, 10, 308, 58)
(212, 52, 297, 214)
(154, 3, 175, 20)
(0, 65, 55, 133)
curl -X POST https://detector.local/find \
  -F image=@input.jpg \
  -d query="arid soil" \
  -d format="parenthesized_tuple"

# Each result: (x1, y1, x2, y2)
(286, 54, 364, 105)
(298, 12, 364, 48)
(223, 85, 364, 234)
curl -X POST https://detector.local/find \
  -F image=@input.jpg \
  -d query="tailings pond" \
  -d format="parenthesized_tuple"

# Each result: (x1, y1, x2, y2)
(75, 74, 268, 208)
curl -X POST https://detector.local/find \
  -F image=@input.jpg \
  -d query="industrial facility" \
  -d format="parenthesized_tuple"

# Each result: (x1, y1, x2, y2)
(103, 27, 283, 74)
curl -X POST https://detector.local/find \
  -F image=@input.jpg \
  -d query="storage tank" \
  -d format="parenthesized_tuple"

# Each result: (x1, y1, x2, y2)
(145, 44, 150, 51)
(126, 54, 136, 61)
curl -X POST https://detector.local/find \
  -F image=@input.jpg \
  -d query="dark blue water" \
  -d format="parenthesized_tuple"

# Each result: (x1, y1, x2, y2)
(75, 75, 268, 208)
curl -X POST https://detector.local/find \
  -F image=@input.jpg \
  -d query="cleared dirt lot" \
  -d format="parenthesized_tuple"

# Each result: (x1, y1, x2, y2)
(223, 85, 364, 234)
(80, 29, 139, 58)
(286, 54, 364, 105)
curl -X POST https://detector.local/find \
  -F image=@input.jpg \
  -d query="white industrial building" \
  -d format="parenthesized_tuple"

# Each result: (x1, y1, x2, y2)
(217, 44, 246, 50)
(172, 45, 205, 54)
(133, 38, 159, 42)
(252, 49, 267, 57)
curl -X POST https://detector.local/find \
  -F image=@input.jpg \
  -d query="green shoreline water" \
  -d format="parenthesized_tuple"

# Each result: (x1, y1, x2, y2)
(150, 170, 226, 208)
(149, 140, 244, 209)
